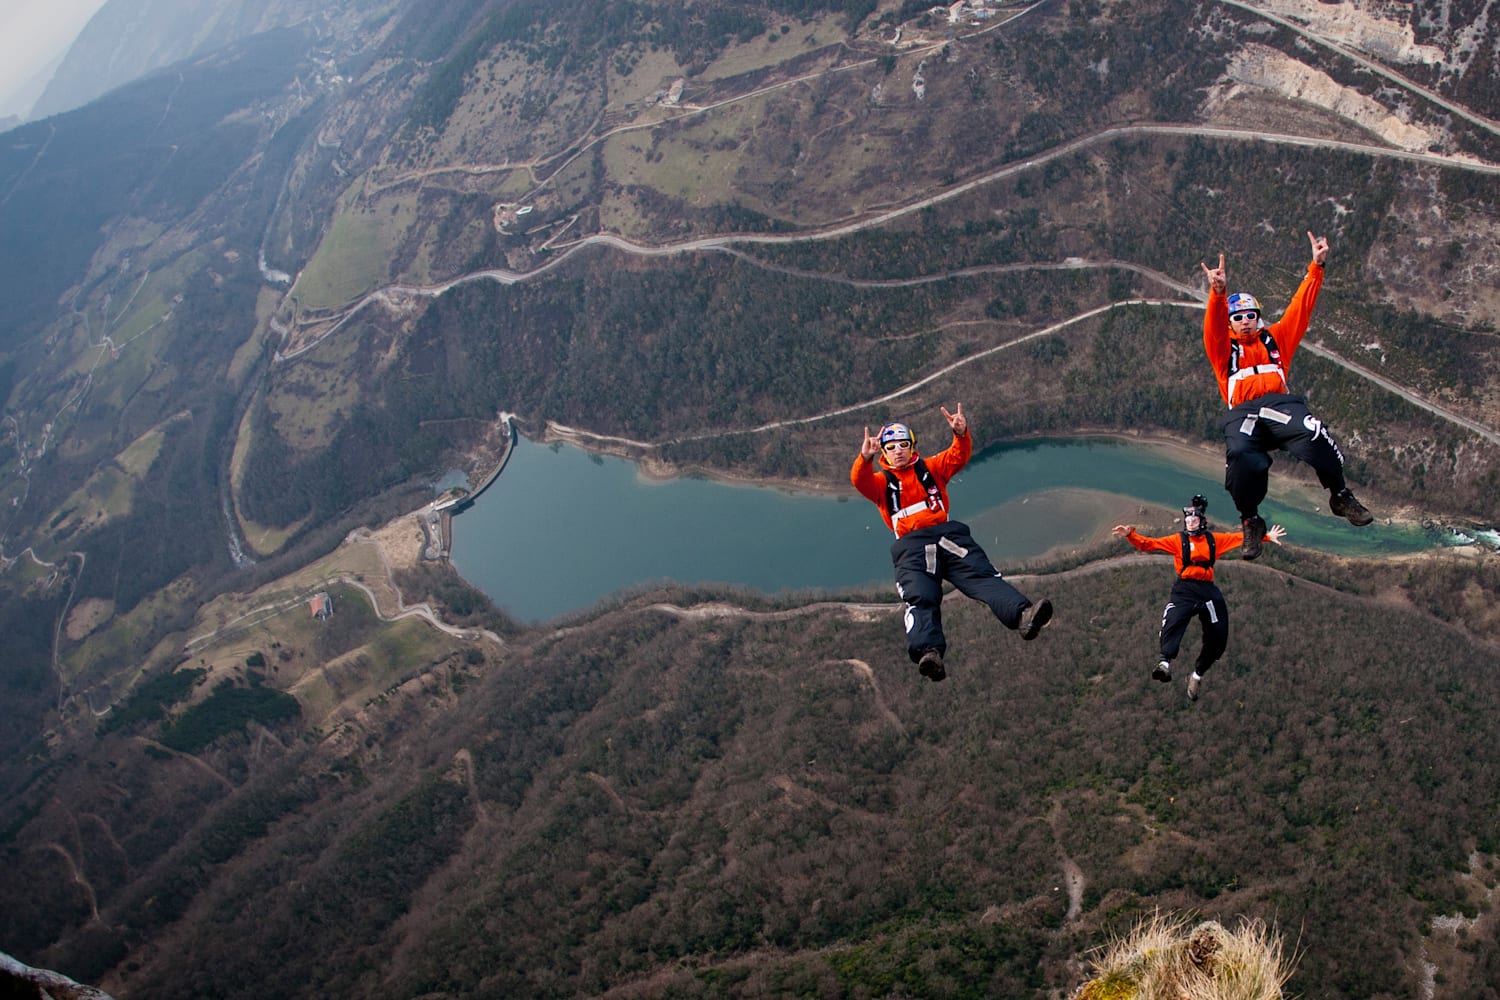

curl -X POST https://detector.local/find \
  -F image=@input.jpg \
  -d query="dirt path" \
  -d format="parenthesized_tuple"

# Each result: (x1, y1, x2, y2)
(275, 115, 1500, 381)
(842, 658, 905, 735)
(1047, 799, 1087, 924)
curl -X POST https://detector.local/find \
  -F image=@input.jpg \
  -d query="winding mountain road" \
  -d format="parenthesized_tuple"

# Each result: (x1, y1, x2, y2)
(276, 114, 1500, 453)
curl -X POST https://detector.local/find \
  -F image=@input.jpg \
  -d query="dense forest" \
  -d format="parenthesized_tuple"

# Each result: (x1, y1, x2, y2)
(239, 131, 1500, 530)
(6, 554, 1499, 998)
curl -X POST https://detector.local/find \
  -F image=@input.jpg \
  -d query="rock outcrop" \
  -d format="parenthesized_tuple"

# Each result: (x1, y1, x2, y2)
(1, 950, 115, 1000)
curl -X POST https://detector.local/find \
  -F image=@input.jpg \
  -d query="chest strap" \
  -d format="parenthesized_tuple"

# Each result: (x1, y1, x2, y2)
(1227, 329, 1289, 404)
(1179, 531, 1216, 575)
(882, 458, 943, 534)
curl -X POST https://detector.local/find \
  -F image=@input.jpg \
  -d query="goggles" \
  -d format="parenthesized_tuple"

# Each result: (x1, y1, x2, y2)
(882, 440, 912, 452)
(1229, 311, 1260, 323)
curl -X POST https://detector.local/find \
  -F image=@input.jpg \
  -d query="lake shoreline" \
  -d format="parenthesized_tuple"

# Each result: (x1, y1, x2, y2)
(444, 431, 1470, 622)
(572, 425, 1434, 530)
(523, 421, 1482, 543)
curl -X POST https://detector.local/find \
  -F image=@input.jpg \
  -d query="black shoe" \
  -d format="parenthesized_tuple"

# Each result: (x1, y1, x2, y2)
(1151, 660, 1171, 683)
(1019, 599, 1053, 640)
(1240, 516, 1266, 560)
(1330, 488, 1373, 526)
(918, 649, 946, 682)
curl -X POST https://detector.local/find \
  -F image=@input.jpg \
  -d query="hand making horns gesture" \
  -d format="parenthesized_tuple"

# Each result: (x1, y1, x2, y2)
(1200, 253, 1227, 295)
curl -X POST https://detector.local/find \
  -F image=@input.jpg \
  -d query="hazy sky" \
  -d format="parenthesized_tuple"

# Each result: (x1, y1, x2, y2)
(0, 0, 112, 116)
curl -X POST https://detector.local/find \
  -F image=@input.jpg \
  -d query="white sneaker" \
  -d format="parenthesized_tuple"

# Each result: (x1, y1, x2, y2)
(1187, 673, 1202, 701)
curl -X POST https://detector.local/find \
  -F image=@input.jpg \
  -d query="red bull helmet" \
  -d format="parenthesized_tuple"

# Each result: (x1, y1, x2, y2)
(1227, 292, 1261, 318)
(879, 422, 914, 448)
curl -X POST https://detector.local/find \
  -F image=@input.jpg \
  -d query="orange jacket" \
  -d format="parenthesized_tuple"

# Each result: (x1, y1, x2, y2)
(1121, 528, 1244, 582)
(1204, 262, 1324, 407)
(850, 430, 971, 537)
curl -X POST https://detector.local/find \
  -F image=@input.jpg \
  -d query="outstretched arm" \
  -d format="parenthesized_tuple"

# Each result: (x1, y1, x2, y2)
(927, 405, 974, 478)
(1272, 236, 1328, 357)
(1114, 525, 1170, 554)
(1201, 252, 1232, 395)
(850, 427, 886, 503)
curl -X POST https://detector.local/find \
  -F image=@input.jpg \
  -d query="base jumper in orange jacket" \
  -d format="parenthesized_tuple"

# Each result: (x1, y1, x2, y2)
(850, 405, 1052, 682)
(1200, 232, 1372, 559)
(1114, 496, 1286, 701)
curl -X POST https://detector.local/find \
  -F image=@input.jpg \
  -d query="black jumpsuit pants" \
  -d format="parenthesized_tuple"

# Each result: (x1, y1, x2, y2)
(890, 520, 1032, 663)
(1221, 391, 1349, 519)
(1158, 577, 1229, 675)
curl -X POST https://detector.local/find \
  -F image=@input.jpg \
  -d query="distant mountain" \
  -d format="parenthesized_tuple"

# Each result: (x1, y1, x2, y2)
(29, 0, 341, 120)
(0, 49, 64, 122)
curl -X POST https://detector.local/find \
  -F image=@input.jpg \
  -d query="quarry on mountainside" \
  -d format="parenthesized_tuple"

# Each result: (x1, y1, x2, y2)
(1204, 43, 1447, 152)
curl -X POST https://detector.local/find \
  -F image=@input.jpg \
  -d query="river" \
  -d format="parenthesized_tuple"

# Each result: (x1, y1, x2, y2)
(447, 435, 1455, 623)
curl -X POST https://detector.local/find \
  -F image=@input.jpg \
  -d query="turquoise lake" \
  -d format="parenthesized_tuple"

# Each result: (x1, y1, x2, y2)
(448, 436, 1444, 623)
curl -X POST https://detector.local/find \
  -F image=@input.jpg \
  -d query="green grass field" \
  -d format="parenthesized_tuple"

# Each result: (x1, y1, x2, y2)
(292, 191, 419, 310)
(693, 12, 847, 83)
(63, 574, 199, 693)
(288, 613, 463, 725)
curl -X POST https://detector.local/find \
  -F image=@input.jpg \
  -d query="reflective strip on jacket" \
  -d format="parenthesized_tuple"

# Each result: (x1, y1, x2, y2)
(850, 431, 971, 537)
(1204, 262, 1324, 408)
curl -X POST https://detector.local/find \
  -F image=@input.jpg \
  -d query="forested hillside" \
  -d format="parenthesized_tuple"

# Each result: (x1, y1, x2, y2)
(6, 553, 1500, 998)
(2, 0, 1500, 996)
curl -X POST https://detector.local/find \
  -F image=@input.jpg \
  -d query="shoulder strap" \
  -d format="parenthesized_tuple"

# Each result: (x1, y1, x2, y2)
(1179, 532, 1216, 574)
(1229, 329, 1282, 375)
(881, 458, 941, 517)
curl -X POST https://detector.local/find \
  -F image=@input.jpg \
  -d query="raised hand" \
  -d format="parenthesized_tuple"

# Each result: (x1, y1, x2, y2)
(1200, 253, 1227, 295)
(860, 425, 880, 460)
(1307, 231, 1329, 265)
(942, 403, 967, 436)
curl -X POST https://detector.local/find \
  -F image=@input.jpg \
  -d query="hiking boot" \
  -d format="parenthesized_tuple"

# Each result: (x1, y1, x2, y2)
(1151, 660, 1171, 683)
(917, 648, 946, 682)
(1019, 599, 1053, 640)
(1240, 515, 1266, 560)
(1187, 673, 1202, 701)
(1330, 488, 1374, 527)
